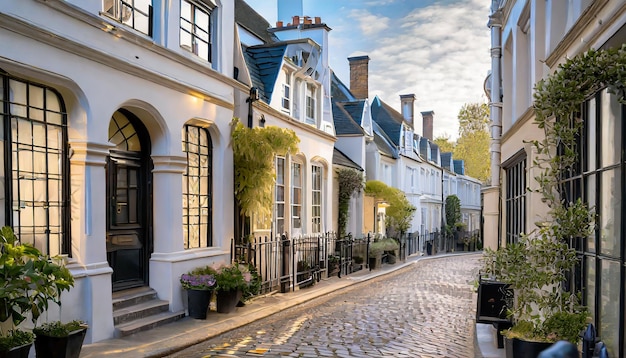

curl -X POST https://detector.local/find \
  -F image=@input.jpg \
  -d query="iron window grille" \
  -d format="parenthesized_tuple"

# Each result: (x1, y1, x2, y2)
(504, 153, 526, 245)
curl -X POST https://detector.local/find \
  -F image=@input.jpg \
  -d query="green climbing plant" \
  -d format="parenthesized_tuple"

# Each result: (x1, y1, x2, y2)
(482, 44, 626, 344)
(365, 180, 416, 237)
(231, 118, 299, 227)
(336, 168, 364, 238)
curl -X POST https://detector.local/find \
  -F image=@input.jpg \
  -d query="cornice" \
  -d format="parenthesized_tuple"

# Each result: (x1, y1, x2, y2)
(254, 101, 337, 143)
(545, 0, 614, 67)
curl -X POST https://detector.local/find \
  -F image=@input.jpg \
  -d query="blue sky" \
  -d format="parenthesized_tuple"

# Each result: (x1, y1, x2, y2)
(247, 0, 492, 140)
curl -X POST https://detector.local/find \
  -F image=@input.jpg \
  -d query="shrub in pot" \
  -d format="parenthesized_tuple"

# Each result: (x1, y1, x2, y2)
(33, 320, 88, 358)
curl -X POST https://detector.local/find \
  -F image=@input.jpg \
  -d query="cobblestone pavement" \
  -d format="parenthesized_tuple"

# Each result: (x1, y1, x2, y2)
(167, 254, 482, 358)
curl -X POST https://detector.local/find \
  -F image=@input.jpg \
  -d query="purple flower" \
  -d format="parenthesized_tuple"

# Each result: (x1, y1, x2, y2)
(180, 273, 216, 290)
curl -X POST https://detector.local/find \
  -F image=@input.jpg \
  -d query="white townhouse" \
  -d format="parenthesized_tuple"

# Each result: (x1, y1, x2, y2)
(236, 0, 336, 239)
(0, 0, 246, 343)
(485, 0, 625, 354)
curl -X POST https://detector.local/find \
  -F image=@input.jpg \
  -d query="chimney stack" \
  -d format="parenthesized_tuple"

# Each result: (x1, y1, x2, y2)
(400, 94, 416, 129)
(421, 111, 434, 140)
(348, 55, 370, 100)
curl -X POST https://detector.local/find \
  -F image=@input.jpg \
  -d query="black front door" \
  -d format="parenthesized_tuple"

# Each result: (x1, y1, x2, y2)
(106, 110, 151, 291)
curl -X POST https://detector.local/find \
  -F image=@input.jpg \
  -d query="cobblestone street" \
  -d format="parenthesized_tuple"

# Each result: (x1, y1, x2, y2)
(167, 254, 482, 358)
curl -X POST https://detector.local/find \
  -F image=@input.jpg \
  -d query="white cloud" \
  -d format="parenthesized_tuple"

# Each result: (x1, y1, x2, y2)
(348, 9, 390, 36)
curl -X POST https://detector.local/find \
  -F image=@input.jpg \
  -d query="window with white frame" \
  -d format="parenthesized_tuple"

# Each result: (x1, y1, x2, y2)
(0, 74, 70, 256)
(311, 164, 323, 233)
(275, 157, 286, 236)
(180, 0, 214, 63)
(305, 84, 316, 125)
(182, 124, 212, 249)
(282, 72, 291, 113)
(104, 0, 152, 35)
(291, 162, 302, 235)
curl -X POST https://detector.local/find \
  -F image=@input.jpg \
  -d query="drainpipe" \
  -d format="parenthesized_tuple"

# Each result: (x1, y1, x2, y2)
(488, 1, 503, 248)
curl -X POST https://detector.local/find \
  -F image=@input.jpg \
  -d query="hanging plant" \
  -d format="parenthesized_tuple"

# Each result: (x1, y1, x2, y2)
(336, 168, 364, 238)
(231, 118, 299, 222)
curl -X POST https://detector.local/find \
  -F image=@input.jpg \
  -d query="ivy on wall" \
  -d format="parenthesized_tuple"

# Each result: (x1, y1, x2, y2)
(336, 168, 364, 238)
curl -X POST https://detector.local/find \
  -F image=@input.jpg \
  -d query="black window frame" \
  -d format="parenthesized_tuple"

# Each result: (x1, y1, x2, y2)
(503, 151, 526, 244)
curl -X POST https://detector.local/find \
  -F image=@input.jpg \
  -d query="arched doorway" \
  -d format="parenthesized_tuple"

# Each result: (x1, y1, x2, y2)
(106, 109, 152, 291)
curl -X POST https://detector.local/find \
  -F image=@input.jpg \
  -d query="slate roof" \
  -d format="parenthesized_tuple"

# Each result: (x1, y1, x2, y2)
(370, 96, 404, 146)
(441, 152, 453, 171)
(333, 101, 366, 135)
(454, 159, 465, 175)
(235, 0, 279, 44)
(243, 44, 287, 104)
(330, 71, 356, 102)
(419, 137, 429, 159)
(333, 148, 364, 171)
(372, 121, 397, 158)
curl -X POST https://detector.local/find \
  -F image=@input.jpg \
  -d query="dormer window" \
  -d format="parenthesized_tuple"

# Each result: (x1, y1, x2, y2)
(305, 84, 316, 124)
(282, 73, 291, 112)
(104, 0, 152, 36)
(180, 0, 214, 63)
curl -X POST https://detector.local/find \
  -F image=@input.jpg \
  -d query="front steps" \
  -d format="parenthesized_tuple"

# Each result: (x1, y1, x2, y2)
(112, 287, 185, 337)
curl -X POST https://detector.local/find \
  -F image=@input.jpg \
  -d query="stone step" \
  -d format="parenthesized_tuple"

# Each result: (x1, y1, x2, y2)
(112, 287, 157, 311)
(114, 310, 186, 338)
(113, 298, 170, 326)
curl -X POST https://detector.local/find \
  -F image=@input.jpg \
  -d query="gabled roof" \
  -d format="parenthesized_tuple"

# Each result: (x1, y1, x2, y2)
(370, 96, 404, 146)
(235, 0, 279, 44)
(333, 101, 366, 135)
(333, 148, 364, 171)
(243, 44, 287, 104)
(330, 71, 356, 102)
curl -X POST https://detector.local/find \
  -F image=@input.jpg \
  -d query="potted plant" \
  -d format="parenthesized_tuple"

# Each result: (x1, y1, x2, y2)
(213, 263, 250, 313)
(0, 226, 77, 358)
(238, 263, 261, 305)
(180, 267, 216, 319)
(33, 320, 87, 358)
(0, 330, 34, 358)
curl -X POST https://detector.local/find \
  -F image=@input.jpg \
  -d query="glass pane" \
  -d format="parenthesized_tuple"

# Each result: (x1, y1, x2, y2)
(600, 169, 620, 256)
(196, 41, 209, 61)
(585, 174, 596, 252)
(135, 0, 151, 12)
(33, 151, 46, 174)
(181, 0, 191, 20)
(292, 188, 301, 204)
(586, 97, 596, 171)
(9, 80, 27, 105)
(16, 119, 32, 145)
(29, 86, 44, 108)
(127, 134, 141, 151)
(599, 259, 620, 355)
(135, 12, 149, 34)
(45, 89, 61, 112)
(45, 126, 59, 148)
(600, 89, 621, 167)
(129, 188, 137, 223)
(276, 186, 284, 201)
(48, 180, 59, 203)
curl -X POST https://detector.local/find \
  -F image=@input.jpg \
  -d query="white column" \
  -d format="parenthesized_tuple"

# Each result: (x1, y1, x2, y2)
(68, 140, 115, 343)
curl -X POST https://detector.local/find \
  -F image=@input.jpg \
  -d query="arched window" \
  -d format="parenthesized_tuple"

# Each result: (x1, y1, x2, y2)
(182, 124, 212, 248)
(0, 73, 69, 256)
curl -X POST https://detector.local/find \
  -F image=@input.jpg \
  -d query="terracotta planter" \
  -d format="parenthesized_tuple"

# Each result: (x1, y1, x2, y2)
(186, 289, 213, 319)
(34, 327, 87, 358)
(504, 337, 552, 358)
(0, 343, 32, 358)
(216, 289, 242, 313)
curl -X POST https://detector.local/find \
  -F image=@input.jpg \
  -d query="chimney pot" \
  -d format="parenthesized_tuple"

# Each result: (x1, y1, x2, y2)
(315, 16, 321, 24)
(293, 15, 300, 25)
(276, 21, 283, 27)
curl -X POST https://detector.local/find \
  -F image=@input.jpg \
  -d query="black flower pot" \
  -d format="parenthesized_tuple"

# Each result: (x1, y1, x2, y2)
(34, 327, 87, 358)
(186, 289, 213, 319)
(504, 337, 552, 358)
(0, 343, 32, 358)
(216, 289, 242, 313)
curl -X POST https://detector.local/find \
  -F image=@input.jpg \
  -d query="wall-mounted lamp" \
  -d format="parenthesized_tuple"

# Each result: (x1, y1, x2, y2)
(246, 87, 260, 128)
(259, 114, 266, 128)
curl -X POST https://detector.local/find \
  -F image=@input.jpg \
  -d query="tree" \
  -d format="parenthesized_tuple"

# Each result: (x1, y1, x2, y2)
(365, 180, 416, 237)
(433, 135, 455, 153)
(444, 195, 462, 236)
(453, 103, 491, 182)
